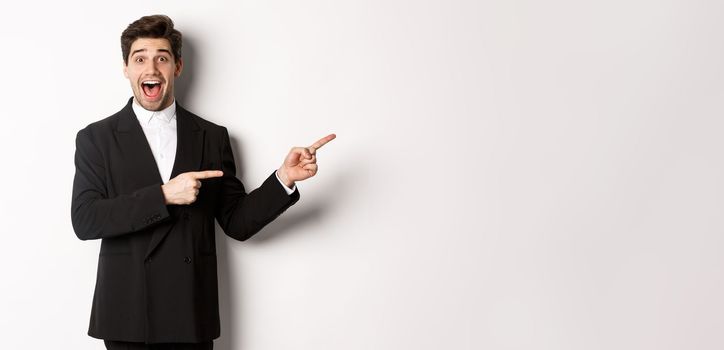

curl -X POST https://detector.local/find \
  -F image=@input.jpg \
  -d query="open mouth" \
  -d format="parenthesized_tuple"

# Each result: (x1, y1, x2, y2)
(141, 80, 162, 99)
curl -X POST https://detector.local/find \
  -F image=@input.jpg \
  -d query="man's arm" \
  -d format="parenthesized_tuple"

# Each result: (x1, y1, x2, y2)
(214, 128, 300, 241)
(71, 127, 170, 240)
(213, 130, 335, 241)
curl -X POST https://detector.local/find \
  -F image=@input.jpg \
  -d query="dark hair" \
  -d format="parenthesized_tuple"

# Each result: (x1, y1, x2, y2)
(121, 15, 182, 65)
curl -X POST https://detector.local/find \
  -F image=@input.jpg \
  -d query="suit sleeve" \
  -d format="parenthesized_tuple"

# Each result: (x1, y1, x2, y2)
(214, 128, 299, 241)
(71, 127, 170, 240)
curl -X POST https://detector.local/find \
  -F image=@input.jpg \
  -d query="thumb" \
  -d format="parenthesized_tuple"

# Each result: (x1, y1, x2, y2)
(285, 147, 311, 165)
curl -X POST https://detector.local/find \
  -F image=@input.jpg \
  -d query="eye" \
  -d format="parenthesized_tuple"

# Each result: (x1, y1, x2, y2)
(135, 57, 144, 63)
(159, 57, 167, 62)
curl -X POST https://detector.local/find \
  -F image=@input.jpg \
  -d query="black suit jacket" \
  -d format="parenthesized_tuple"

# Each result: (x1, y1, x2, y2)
(71, 98, 299, 343)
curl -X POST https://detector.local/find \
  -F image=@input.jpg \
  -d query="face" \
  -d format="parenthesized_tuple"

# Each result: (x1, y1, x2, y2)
(123, 38, 183, 111)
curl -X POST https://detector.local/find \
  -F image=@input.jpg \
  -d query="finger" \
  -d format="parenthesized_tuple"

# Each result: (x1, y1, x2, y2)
(194, 180, 202, 189)
(302, 163, 318, 172)
(299, 154, 317, 166)
(287, 147, 312, 163)
(189, 170, 224, 179)
(304, 164, 318, 176)
(310, 133, 336, 151)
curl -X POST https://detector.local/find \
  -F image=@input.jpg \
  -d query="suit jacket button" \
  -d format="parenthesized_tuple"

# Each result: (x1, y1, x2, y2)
(184, 256, 192, 264)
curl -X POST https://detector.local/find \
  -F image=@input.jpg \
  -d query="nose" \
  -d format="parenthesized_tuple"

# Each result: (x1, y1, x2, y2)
(144, 60, 161, 75)
(152, 61, 161, 73)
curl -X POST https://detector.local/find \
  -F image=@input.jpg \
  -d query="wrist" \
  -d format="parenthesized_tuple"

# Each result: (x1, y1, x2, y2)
(276, 168, 295, 188)
(160, 184, 170, 205)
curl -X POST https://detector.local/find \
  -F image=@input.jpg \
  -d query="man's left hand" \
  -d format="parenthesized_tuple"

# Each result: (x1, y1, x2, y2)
(277, 134, 336, 188)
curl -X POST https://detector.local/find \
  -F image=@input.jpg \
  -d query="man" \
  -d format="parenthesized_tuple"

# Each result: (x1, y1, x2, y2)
(71, 15, 335, 349)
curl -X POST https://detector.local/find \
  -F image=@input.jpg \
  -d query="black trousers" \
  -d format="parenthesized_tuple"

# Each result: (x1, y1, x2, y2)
(104, 340, 213, 350)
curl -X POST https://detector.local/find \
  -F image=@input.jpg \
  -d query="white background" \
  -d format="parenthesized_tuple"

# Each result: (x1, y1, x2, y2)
(1, 1, 723, 349)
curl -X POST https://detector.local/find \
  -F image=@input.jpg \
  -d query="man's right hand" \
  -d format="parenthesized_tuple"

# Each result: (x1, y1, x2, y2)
(161, 170, 224, 205)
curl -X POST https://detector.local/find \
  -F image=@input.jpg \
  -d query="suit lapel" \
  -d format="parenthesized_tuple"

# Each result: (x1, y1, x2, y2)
(170, 104, 205, 179)
(144, 101, 206, 259)
(114, 98, 206, 184)
(115, 98, 165, 186)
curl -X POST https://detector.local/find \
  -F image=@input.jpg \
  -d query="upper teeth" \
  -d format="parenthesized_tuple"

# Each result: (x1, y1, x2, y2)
(143, 81, 160, 85)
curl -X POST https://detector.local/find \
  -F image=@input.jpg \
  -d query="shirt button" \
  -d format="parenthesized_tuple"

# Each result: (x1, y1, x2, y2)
(184, 256, 192, 264)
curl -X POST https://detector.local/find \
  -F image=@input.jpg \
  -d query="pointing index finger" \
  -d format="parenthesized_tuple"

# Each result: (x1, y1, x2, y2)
(310, 133, 337, 151)
(190, 170, 224, 179)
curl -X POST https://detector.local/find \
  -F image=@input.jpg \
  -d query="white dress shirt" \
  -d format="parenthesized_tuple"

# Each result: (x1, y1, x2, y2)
(132, 98, 295, 194)
(132, 99, 177, 183)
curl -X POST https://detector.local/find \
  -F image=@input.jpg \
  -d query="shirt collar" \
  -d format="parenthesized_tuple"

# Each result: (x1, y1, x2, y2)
(132, 98, 177, 125)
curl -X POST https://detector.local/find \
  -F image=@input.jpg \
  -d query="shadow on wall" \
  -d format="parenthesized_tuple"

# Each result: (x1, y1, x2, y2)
(251, 163, 356, 244)
(175, 34, 197, 107)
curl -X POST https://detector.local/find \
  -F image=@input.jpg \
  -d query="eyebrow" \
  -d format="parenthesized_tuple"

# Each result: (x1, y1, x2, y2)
(130, 48, 173, 57)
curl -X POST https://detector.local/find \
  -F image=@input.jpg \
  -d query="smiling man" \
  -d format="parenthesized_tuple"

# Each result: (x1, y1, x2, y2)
(125, 38, 177, 111)
(71, 15, 335, 350)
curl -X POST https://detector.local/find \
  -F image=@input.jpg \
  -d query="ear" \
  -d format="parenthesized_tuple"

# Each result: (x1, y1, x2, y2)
(175, 57, 184, 78)
(123, 60, 129, 79)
